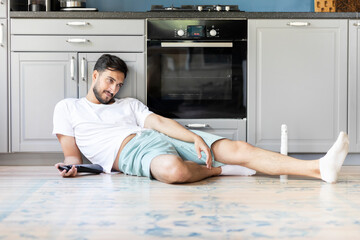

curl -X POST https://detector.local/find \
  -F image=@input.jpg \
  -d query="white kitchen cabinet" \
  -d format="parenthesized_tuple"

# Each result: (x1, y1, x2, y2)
(11, 52, 145, 152)
(248, 19, 348, 152)
(11, 53, 78, 152)
(175, 119, 247, 141)
(10, 19, 146, 152)
(0, 18, 7, 152)
(349, 20, 360, 152)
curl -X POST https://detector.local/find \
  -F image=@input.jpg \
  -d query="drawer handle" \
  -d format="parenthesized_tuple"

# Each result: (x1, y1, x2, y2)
(287, 22, 311, 27)
(0, 1, 4, 5)
(354, 22, 360, 27)
(185, 124, 210, 128)
(0, 23, 4, 47)
(66, 21, 89, 26)
(66, 38, 89, 43)
(70, 57, 75, 80)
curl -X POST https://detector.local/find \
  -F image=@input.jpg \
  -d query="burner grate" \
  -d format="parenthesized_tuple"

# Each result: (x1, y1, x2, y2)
(150, 5, 241, 12)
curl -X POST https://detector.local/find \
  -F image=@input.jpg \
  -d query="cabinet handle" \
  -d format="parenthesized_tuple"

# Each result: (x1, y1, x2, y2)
(0, 1, 4, 5)
(66, 38, 89, 43)
(70, 57, 75, 80)
(354, 22, 360, 27)
(66, 21, 89, 26)
(185, 123, 210, 128)
(0, 23, 4, 47)
(81, 57, 87, 81)
(287, 22, 311, 27)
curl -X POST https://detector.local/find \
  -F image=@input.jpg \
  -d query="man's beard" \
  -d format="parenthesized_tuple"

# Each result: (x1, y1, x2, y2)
(93, 85, 113, 104)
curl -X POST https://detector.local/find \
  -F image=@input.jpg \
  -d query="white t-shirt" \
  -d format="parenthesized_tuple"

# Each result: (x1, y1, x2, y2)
(52, 97, 153, 173)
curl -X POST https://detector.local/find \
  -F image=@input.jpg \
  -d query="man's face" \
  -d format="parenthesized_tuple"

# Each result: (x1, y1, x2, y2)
(92, 69, 125, 104)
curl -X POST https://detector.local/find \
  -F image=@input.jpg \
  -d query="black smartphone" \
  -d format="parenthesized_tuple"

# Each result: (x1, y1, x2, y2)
(57, 164, 103, 174)
(58, 165, 73, 172)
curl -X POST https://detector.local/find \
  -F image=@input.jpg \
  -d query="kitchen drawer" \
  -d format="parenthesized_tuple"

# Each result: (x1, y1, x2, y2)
(11, 35, 145, 52)
(11, 19, 145, 35)
(175, 119, 247, 141)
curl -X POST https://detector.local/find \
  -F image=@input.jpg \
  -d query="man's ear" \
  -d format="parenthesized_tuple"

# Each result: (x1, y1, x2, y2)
(92, 70, 99, 83)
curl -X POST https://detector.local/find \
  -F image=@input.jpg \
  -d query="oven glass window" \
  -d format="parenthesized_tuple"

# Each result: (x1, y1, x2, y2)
(161, 49, 232, 101)
(147, 41, 246, 119)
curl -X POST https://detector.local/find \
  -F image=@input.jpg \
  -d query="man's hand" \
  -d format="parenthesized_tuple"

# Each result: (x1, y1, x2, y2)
(55, 162, 78, 177)
(194, 136, 212, 169)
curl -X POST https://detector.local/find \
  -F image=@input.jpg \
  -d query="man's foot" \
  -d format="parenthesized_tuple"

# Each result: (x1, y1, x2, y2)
(319, 132, 349, 183)
(220, 165, 256, 176)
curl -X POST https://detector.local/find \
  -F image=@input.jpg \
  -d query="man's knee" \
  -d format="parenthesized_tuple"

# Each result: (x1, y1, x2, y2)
(213, 139, 255, 164)
(167, 163, 192, 183)
(232, 141, 256, 164)
(234, 141, 254, 153)
(151, 155, 192, 184)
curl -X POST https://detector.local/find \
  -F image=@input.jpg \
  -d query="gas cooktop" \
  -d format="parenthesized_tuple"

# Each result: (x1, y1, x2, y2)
(149, 5, 243, 12)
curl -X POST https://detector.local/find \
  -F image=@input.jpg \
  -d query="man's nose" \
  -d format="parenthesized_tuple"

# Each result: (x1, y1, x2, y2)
(109, 84, 116, 93)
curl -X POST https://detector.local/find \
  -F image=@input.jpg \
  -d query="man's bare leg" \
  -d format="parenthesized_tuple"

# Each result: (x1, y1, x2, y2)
(212, 132, 349, 183)
(150, 154, 221, 184)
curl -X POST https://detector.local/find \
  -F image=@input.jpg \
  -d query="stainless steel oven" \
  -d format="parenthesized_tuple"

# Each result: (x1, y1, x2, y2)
(147, 19, 247, 119)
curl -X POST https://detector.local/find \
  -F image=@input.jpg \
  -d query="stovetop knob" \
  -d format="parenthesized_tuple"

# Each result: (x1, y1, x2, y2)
(177, 29, 185, 37)
(209, 29, 217, 37)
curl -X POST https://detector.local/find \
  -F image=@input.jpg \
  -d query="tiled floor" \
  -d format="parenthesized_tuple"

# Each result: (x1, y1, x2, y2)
(0, 166, 359, 239)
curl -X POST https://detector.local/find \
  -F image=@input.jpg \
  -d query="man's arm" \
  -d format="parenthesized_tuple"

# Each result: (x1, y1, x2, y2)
(55, 134, 83, 177)
(144, 113, 212, 168)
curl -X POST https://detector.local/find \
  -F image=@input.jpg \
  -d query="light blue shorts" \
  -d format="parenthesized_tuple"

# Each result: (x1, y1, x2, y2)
(117, 130, 225, 179)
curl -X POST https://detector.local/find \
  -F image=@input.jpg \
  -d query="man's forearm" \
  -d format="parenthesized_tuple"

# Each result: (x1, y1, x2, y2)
(151, 115, 201, 143)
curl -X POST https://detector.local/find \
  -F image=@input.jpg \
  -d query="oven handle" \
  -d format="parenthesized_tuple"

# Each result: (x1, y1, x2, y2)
(161, 42, 233, 48)
(185, 124, 210, 128)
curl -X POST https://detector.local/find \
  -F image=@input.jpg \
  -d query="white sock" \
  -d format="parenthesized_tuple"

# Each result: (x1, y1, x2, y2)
(220, 165, 256, 176)
(319, 131, 349, 183)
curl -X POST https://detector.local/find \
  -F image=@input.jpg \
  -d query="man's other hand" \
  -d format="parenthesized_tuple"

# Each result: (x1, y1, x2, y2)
(194, 137, 212, 169)
(55, 163, 78, 177)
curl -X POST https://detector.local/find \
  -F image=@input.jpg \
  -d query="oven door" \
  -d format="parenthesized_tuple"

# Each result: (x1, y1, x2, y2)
(147, 40, 247, 119)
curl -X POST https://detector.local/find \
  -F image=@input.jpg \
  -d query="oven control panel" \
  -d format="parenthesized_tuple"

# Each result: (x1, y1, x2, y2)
(175, 25, 220, 38)
(148, 19, 247, 40)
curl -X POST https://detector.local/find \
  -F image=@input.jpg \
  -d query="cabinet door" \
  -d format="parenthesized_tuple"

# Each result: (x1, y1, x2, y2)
(0, 19, 7, 152)
(11, 52, 78, 152)
(248, 19, 348, 152)
(78, 52, 145, 103)
(175, 119, 247, 141)
(0, 0, 6, 18)
(349, 20, 360, 152)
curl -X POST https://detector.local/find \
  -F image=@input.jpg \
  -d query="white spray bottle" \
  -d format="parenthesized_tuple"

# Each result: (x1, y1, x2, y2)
(280, 124, 288, 181)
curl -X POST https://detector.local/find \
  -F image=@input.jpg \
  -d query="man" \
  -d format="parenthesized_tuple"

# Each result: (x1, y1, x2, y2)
(53, 54, 349, 184)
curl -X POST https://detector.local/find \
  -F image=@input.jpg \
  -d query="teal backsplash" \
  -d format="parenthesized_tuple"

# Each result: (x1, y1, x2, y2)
(86, 0, 314, 12)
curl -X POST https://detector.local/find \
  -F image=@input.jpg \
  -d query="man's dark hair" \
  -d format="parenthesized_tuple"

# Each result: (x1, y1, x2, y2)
(94, 54, 128, 78)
